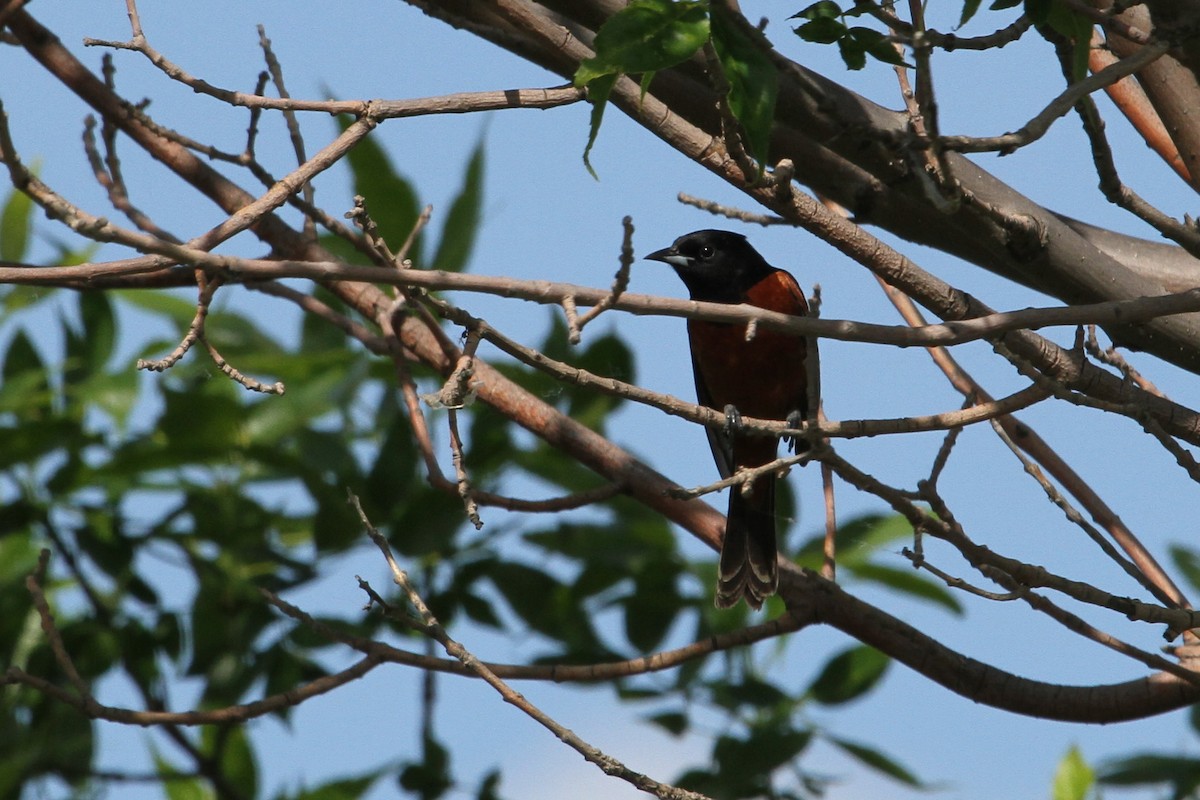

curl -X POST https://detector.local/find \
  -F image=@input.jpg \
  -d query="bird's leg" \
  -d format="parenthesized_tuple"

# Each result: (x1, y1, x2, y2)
(723, 404, 744, 437)
(785, 409, 808, 454)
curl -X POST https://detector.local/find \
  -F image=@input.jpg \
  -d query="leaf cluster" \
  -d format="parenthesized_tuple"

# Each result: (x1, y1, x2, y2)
(573, 0, 777, 177)
(791, 1, 907, 71)
(0, 144, 955, 797)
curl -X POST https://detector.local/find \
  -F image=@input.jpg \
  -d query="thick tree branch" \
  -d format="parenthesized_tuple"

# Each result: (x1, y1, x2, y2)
(420, 0, 1200, 375)
(8, 3, 1200, 729)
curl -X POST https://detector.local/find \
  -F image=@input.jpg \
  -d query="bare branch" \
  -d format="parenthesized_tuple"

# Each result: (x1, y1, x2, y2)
(940, 40, 1170, 154)
(353, 495, 715, 800)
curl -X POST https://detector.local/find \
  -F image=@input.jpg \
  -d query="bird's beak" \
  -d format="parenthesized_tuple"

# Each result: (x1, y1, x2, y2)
(644, 246, 690, 268)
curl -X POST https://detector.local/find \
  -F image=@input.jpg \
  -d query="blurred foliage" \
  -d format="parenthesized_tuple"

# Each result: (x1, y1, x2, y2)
(4, 3, 1198, 799)
(1053, 745, 1096, 800)
(3, 99, 1024, 799)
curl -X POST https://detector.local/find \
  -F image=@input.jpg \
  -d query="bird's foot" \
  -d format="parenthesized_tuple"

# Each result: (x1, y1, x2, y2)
(723, 404, 744, 437)
(785, 410, 807, 454)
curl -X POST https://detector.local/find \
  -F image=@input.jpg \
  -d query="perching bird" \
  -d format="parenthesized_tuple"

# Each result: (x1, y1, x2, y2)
(646, 230, 809, 609)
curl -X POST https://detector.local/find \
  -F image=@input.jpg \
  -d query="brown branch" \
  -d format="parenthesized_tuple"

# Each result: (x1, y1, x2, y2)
(25, 550, 89, 698)
(199, 335, 286, 395)
(820, 455, 837, 581)
(82, 111, 180, 242)
(1052, 31, 1200, 256)
(939, 40, 1170, 154)
(902, 547, 1026, 601)
(135, 278, 215, 372)
(988, 564, 1200, 682)
(822, 446, 1200, 645)
(446, 334, 483, 528)
(3, 656, 383, 726)
(468, 483, 624, 512)
(987, 416, 1155, 593)
(1090, 31, 1192, 183)
(875, 277, 1193, 615)
(426, 288, 1054, 444)
(860, 2, 1033, 51)
(677, 193, 790, 226)
(263, 588, 809, 682)
(570, 216, 634, 342)
(803, 567, 1200, 721)
(17, 253, 1200, 356)
(353, 495, 715, 800)
(256, 24, 316, 242)
(1085, 324, 1168, 399)
(81, 3, 584, 119)
(11, 1, 1200, 725)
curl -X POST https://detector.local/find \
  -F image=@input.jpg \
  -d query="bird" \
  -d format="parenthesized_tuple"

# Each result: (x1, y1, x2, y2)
(645, 230, 809, 609)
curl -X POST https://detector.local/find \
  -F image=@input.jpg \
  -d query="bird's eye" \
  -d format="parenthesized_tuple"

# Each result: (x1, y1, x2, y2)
(698, 245, 715, 260)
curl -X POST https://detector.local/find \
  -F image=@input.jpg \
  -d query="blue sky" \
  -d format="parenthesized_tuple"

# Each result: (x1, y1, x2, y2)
(3, 1, 1199, 798)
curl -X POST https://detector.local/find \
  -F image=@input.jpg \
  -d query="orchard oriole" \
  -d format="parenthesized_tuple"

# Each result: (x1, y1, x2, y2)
(646, 230, 809, 609)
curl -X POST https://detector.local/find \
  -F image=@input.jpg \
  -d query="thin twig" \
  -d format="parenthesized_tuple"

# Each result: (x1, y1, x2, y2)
(939, 40, 1170, 154)
(262, 587, 809, 682)
(25, 550, 90, 698)
(351, 495, 714, 800)
(571, 216, 635, 342)
(902, 547, 1025, 601)
(257, 24, 317, 242)
(875, 276, 1193, 614)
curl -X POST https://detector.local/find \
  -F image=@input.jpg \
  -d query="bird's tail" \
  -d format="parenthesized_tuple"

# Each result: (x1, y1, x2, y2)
(715, 479, 778, 609)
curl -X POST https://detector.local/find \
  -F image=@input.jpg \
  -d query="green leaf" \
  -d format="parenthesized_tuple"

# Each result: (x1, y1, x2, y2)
(581, 73, 617, 179)
(158, 380, 245, 457)
(960, 0, 985, 27)
(791, 1, 843, 20)
(848, 26, 909, 67)
(155, 748, 215, 800)
(828, 736, 924, 786)
(645, 711, 689, 736)
(710, 675, 791, 711)
(795, 16, 847, 44)
(432, 138, 485, 273)
(475, 770, 503, 800)
(711, 9, 778, 168)
(807, 644, 889, 704)
(243, 361, 356, 443)
(990, 0, 1023, 9)
(1024, 0, 1050, 21)
(574, 0, 708, 176)
(714, 723, 814, 780)
(795, 512, 914, 569)
(1171, 544, 1200, 593)
(292, 773, 381, 800)
(846, 562, 963, 614)
(0, 329, 52, 418)
(623, 563, 682, 652)
(837, 33, 868, 70)
(459, 592, 503, 628)
(1053, 745, 1095, 800)
(574, 0, 709, 85)
(0, 284, 51, 317)
(71, 291, 117, 375)
(1099, 754, 1200, 791)
(488, 562, 569, 639)
(0, 185, 33, 262)
(399, 735, 452, 799)
(1044, 1, 1094, 81)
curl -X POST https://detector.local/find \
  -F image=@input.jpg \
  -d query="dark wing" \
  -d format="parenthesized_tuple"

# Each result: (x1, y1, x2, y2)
(692, 357, 735, 479)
